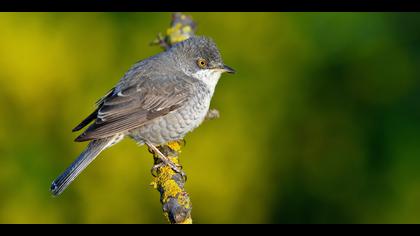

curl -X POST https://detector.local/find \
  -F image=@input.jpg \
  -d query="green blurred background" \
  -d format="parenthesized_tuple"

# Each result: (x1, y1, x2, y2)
(0, 12, 420, 223)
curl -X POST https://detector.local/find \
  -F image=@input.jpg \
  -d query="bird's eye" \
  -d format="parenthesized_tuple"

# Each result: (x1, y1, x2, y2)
(197, 58, 208, 69)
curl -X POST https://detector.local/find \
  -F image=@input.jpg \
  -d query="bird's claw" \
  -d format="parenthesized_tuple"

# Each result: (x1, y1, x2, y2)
(147, 141, 187, 181)
(151, 158, 187, 181)
(151, 162, 164, 177)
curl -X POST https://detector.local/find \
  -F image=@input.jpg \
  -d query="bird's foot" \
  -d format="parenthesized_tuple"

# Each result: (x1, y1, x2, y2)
(151, 159, 185, 177)
(151, 162, 165, 177)
(151, 160, 187, 182)
(147, 141, 187, 181)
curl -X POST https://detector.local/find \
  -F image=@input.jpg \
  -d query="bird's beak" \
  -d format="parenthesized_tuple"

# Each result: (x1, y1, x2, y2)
(222, 64, 236, 74)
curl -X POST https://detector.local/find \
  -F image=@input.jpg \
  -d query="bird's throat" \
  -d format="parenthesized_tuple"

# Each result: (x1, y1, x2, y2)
(192, 69, 222, 95)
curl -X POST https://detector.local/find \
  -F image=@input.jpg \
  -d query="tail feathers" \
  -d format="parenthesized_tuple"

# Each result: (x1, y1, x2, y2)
(50, 137, 113, 196)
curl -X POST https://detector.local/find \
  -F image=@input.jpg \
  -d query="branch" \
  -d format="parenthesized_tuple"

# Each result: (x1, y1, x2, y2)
(151, 12, 197, 51)
(149, 12, 219, 224)
(149, 140, 191, 224)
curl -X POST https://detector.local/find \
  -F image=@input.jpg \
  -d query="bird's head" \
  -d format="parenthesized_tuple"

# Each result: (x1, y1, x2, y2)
(170, 36, 235, 84)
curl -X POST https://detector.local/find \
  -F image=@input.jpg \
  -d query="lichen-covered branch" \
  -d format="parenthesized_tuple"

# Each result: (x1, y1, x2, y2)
(149, 12, 215, 224)
(149, 140, 191, 224)
(151, 12, 197, 51)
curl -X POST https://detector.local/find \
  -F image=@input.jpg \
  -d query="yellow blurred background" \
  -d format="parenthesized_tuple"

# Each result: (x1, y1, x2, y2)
(0, 12, 420, 223)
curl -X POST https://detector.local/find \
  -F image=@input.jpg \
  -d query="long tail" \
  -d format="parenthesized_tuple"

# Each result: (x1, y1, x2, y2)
(50, 137, 114, 196)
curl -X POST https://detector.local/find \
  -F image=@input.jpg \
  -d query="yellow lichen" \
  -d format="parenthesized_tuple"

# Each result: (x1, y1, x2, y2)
(165, 23, 191, 45)
(166, 23, 182, 36)
(150, 180, 158, 189)
(152, 155, 191, 224)
(152, 164, 182, 203)
(163, 212, 170, 223)
(177, 192, 191, 209)
(167, 140, 183, 152)
(180, 218, 192, 224)
(182, 25, 192, 33)
(171, 35, 190, 45)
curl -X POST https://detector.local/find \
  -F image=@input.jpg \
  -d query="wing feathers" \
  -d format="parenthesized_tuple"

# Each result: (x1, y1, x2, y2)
(72, 108, 99, 132)
(74, 75, 195, 142)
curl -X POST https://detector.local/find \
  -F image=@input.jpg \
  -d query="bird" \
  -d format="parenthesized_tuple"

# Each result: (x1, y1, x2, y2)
(50, 36, 235, 196)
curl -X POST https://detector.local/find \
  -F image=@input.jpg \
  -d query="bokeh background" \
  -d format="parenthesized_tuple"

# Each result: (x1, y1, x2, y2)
(0, 12, 420, 223)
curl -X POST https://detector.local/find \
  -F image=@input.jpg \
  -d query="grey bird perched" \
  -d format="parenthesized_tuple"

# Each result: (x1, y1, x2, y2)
(50, 36, 235, 196)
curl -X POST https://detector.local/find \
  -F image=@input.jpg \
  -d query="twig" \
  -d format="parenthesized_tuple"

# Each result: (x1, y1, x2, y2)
(151, 12, 197, 51)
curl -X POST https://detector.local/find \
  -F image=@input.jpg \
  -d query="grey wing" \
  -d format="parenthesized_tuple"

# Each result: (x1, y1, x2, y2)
(75, 75, 195, 142)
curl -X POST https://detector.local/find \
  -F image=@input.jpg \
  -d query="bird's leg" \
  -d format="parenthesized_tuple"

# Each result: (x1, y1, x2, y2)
(146, 141, 185, 176)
